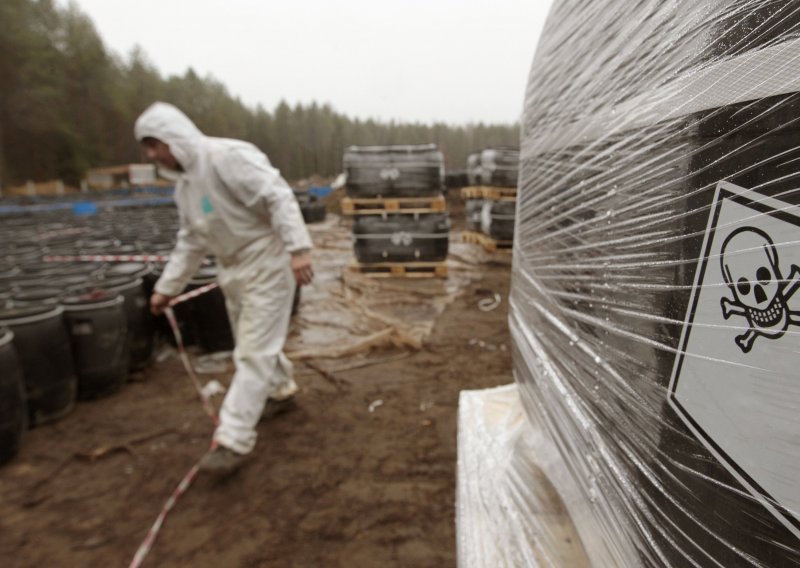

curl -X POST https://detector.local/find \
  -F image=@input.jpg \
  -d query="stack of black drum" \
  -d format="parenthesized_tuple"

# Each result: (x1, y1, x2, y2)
(343, 144, 450, 269)
(464, 147, 519, 244)
(0, 204, 234, 466)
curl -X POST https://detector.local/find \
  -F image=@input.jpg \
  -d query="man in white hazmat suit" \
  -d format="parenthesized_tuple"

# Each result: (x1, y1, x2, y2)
(134, 102, 314, 474)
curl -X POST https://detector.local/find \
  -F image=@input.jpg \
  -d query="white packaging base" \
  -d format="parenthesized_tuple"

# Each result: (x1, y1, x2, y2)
(456, 384, 592, 568)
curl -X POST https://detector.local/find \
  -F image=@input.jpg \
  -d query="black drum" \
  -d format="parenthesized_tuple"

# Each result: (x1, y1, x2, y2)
(0, 329, 26, 465)
(61, 293, 129, 399)
(188, 267, 235, 353)
(95, 277, 154, 370)
(0, 306, 77, 425)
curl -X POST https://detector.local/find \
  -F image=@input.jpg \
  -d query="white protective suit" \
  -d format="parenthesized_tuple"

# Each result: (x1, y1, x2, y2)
(135, 102, 312, 454)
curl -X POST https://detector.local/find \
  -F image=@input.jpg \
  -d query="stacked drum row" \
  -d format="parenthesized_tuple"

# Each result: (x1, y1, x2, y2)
(463, 147, 519, 251)
(0, 204, 235, 466)
(342, 144, 450, 277)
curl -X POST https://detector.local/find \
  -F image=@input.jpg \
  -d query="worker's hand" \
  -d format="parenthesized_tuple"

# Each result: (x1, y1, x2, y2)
(291, 251, 314, 286)
(150, 292, 174, 316)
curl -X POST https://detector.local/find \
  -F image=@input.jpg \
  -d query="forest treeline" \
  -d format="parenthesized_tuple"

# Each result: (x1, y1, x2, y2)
(0, 0, 520, 187)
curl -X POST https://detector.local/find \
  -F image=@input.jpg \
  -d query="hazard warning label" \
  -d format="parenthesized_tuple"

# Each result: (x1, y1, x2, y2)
(668, 181, 800, 537)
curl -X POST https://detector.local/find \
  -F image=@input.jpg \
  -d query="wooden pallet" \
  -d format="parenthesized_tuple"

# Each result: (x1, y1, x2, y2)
(460, 186, 517, 201)
(341, 195, 446, 215)
(461, 231, 513, 253)
(348, 261, 448, 279)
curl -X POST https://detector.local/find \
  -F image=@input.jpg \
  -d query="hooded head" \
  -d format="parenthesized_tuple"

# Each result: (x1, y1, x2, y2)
(134, 102, 204, 171)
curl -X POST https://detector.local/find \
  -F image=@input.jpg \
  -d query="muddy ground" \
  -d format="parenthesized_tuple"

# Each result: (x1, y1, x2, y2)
(0, 208, 515, 567)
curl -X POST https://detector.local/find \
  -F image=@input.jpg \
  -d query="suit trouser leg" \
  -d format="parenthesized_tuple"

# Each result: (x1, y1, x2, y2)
(213, 261, 294, 454)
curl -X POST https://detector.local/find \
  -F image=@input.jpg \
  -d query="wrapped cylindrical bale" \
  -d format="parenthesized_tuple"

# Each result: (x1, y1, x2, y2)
(498, 1, 800, 566)
(352, 213, 450, 263)
(466, 152, 483, 186)
(0, 329, 26, 465)
(478, 147, 520, 188)
(465, 199, 485, 232)
(480, 201, 516, 242)
(344, 144, 445, 198)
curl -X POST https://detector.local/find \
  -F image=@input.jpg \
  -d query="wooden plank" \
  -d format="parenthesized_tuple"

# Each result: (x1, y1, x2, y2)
(348, 261, 448, 279)
(460, 231, 513, 253)
(460, 186, 517, 202)
(341, 195, 446, 215)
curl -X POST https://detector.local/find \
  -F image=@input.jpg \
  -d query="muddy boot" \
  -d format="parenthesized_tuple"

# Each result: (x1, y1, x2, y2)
(261, 380, 299, 421)
(260, 396, 297, 420)
(198, 445, 246, 476)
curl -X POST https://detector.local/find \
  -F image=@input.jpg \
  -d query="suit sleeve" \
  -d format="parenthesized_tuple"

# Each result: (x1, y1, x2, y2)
(214, 146, 313, 253)
(154, 205, 207, 297)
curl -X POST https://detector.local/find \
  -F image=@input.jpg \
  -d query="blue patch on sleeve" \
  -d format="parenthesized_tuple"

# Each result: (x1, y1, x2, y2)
(201, 196, 214, 214)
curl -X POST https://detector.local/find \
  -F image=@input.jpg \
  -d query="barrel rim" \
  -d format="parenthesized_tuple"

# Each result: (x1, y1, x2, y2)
(0, 305, 63, 325)
(95, 276, 144, 293)
(61, 294, 124, 311)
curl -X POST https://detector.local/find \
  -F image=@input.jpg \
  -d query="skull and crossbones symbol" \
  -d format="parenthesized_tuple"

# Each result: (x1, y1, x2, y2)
(719, 226, 800, 353)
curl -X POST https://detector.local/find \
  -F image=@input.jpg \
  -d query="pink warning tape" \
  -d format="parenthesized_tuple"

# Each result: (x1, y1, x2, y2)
(163, 306, 220, 425)
(44, 254, 171, 263)
(43, 254, 213, 265)
(128, 462, 201, 568)
(168, 282, 219, 307)
(128, 286, 221, 567)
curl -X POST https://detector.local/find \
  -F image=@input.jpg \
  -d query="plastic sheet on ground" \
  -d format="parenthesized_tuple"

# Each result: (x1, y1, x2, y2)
(457, 384, 590, 568)
(285, 215, 490, 361)
(463, 1, 800, 566)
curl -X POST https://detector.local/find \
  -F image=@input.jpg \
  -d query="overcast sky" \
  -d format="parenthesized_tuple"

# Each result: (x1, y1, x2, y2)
(62, 0, 553, 125)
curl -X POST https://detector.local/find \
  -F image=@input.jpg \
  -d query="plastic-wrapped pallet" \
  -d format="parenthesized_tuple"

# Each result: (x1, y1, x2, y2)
(479, 146, 520, 188)
(352, 213, 449, 263)
(343, 144, 444, 198)
(480, 201, 516, 242)
(461, 1, 800, 566)
(466, 152, 483, 186)
(465, 199, 484, 233)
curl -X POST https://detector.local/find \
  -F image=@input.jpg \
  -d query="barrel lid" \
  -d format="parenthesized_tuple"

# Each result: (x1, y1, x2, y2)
(9, 277, 50, 288)
(0, 266, 21, 280)
(79, 239, 119, 249)
(57, 275, 91, 287)
(94, 276, 143, 292)
(56, 263, 104, 276)
(11, 287, 63, 303)
(20, 262, 60, 274)
(105, 262, 151, 278)
(61, 289, 122, 308)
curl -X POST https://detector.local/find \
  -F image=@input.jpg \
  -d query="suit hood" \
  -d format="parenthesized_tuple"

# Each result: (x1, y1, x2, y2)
(134, 102, 204, 171)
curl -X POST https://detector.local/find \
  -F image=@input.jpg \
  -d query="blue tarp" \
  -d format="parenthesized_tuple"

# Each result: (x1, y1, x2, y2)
(0, 195, 175, 216)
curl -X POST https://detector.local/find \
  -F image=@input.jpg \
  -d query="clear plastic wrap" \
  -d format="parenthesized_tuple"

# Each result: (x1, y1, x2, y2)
(479, 147, 520, 188)
(343, 144, 445, 198)
(470, 1, 800, 566)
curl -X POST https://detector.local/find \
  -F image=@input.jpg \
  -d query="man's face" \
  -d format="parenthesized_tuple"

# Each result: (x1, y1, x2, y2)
(141, 137, 180, 170)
